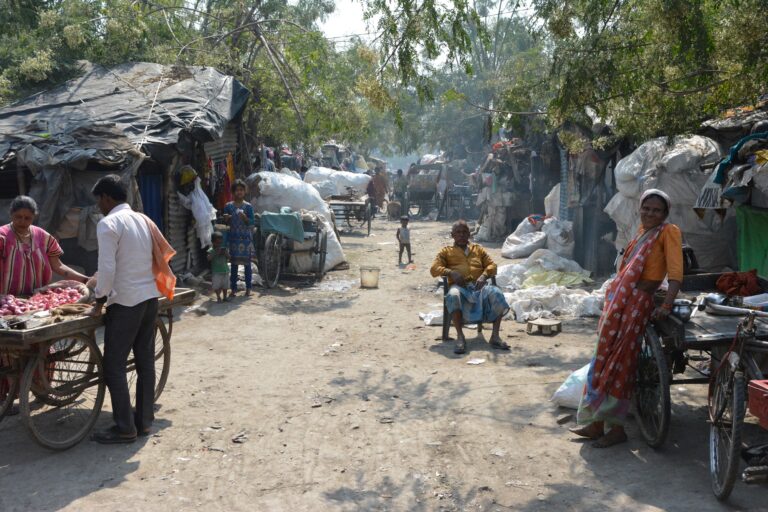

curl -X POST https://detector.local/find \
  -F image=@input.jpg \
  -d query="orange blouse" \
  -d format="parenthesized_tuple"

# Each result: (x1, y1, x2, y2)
(626, 224, 683, 282)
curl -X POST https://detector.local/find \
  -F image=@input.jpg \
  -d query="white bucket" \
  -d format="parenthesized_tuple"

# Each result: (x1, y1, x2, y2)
(360, 266, 381, 288)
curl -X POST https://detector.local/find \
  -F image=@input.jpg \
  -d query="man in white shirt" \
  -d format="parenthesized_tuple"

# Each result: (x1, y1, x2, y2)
(89, 175, 160, 444)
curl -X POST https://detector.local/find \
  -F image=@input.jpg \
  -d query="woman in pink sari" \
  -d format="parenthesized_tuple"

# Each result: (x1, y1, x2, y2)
(571, 189, 683, 447)
(1, 196, 89, 413)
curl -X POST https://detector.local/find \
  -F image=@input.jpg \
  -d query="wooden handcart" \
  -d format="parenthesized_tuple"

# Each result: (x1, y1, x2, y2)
(0, 288, 196, 450)
(328, 191, 373, 236)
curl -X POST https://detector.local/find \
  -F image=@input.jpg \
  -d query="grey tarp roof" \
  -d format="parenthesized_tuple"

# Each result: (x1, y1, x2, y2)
(0, 61, 250, 160)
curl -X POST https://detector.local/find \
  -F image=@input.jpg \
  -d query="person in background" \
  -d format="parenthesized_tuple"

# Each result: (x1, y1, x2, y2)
(0, 195, 90, 416)
(372, 169, 389, 210)
(208, 232, 230, 302)
(430, 220, 510, 355)
(393, 169, 408, 209)
(396, 216, 413, 265)
(222, 179, 255, 297)
(570, 189, 682, 448)
(89, 175, 174, 444)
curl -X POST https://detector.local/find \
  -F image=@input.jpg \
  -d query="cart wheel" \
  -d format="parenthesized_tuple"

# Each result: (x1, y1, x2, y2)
(633, 325, 671, 448)
(19, 333, 105, 450)
(0, 356, 19, 423)
(262, 233, 282, 288)
(315, 230, 328, 282)
(709, 368, 746, 501)
(127, 317, 171, 405)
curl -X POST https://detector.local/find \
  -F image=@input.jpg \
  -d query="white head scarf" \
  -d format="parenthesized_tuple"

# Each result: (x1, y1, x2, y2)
(640, 188, 671, 215)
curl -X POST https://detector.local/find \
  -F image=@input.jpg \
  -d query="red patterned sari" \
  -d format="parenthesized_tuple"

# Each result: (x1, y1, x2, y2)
(577, 224, 667, 426)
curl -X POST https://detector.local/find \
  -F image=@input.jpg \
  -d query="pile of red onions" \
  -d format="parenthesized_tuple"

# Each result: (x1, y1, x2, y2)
(0, 287, 83, 316)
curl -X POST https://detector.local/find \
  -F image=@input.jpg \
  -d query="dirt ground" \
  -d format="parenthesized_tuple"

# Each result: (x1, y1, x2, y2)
(1, 218, 767, 511)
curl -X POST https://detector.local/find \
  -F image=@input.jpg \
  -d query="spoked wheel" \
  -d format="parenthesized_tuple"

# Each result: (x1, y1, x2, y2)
(0, 353, 19, 422)
(262, 233, 282, 288)
(633, 325, 671, 448)
(19, 334, 105, 450)
(709, 367, 746, 501)
(127, 317, 171, 405)
(314, 229, 328, 283)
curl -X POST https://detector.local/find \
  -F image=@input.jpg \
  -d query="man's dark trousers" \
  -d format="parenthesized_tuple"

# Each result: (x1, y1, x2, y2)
(103, 298, 159, 434)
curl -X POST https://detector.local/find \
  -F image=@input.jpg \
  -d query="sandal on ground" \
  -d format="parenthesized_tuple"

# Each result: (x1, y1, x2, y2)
(592, 429, 628, 448)
(454, 338, 466, 355)
(489, 338, 510, 350)
(91, 426, 137, 444)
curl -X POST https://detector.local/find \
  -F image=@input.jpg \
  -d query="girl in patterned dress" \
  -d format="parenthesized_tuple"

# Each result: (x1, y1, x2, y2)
(222, 180, 255, 297)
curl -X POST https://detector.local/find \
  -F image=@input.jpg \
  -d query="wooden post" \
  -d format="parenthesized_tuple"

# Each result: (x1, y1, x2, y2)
(16, 167, 27, 195)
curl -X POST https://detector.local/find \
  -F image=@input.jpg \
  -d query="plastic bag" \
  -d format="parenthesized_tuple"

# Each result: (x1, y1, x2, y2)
(524, 249, 588, 275)
(550, 363, 590, 409)
(309, 180, 337, 199)
(544, 184, 560, 218)
(419, 310, 444, 326)
(177, 178, 216, 248)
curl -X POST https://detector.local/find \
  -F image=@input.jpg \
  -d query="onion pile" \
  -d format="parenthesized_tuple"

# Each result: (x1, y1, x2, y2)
(0, 287, 83, 317)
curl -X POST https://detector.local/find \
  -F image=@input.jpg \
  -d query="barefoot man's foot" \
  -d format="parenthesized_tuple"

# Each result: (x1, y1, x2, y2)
(592, 427, 628, 448)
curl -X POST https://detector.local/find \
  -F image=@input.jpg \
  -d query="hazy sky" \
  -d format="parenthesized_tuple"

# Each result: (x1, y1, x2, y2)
(319, 0, 372, 42)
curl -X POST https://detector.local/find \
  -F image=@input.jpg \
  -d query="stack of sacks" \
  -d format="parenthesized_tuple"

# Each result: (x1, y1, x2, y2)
(246, 172, 345, 271)
(604, 135, 733, 270)
(304, 166, 371, 196)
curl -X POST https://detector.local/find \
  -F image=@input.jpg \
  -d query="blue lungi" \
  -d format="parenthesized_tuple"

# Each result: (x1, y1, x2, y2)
(446, 284, 510, 323)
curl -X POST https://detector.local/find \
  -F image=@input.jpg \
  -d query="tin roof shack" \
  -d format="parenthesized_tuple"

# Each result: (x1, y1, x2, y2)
(694, 105, 768, 276)
(0, 62, 249, 275)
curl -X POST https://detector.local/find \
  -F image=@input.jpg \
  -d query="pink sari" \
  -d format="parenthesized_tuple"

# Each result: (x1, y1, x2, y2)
(577, 224, 666, 426)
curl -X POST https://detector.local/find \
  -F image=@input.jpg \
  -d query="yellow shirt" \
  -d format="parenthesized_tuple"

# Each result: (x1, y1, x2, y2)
(623, 224, 684, 282)
(430, 243, 497, 286)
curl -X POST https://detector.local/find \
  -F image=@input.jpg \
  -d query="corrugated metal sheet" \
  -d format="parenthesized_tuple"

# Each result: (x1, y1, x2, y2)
(137, 173, 164, 232)
(204, 123, 238, 164)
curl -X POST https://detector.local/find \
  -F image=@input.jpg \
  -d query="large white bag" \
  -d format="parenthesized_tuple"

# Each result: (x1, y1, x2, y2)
(550, 363, 590, 409)
(501, 231, 547, 259)
(309, 180, 337, 200)
(304, 166, 371, 196)
(541, 218, 575, 258)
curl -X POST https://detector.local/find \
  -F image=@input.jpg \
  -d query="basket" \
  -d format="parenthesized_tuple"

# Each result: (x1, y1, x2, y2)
(748, 380, 768, 429)
(34, 280, 92, 304)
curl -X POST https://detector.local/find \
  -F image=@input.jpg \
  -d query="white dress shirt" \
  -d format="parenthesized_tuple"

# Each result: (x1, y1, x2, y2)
(95, 203, 159, 307)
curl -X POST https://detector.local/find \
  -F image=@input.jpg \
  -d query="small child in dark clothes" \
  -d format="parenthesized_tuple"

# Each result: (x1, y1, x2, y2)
(207, 232, 230, 302)
(396, 216, 413, 265)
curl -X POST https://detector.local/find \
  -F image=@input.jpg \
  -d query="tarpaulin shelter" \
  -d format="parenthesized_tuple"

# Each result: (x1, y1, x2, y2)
(0, 61, 250, 274)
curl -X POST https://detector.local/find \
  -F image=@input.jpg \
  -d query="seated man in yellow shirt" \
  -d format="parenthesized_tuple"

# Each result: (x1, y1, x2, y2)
(430, 220, 510, 354)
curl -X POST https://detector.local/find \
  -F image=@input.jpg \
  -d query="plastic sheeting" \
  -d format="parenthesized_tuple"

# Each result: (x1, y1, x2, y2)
(0, 62, 250, 158)
(736, 205, 768, 277)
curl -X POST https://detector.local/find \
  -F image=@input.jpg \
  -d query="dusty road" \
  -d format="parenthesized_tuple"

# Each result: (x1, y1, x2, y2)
(1, 218, 766, 511)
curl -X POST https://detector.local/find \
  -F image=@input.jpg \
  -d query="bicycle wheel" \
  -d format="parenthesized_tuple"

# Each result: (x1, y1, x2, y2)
(127, 317, 171, 405)
(0, 353, 18, 422)
(315, 230, 328, 283)
(262, 233, 282, 288)
(709, 368, 746, 500)
(633, 325, 671, 448)
(20, 334, 105, 450)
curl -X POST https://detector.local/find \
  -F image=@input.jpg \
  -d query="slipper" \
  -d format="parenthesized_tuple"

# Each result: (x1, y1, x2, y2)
(92, 426, 137, 444)
(454, 338, 466, 355)
(592, 430, 628, 448)
(569, 425, 602, 440)
(489, 338, 510, 350)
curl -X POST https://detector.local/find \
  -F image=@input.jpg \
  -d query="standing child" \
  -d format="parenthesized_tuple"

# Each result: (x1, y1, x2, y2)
(396, 216, 413, 265)
(222, 179, 255, 297)
(208, 232, 230, 302)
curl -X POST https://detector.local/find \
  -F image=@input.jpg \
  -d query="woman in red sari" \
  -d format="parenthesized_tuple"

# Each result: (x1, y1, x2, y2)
(1, 196, 88, 414)
(571, 189, 683, 448)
